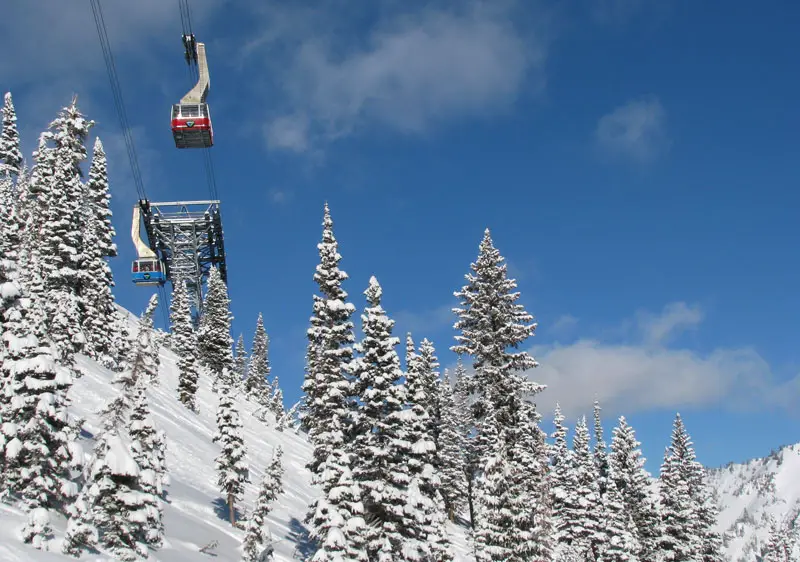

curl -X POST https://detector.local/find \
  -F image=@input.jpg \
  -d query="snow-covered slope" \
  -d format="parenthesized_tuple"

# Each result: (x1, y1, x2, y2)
(709, 443, 800, 561)
(0, 311, 473, 561)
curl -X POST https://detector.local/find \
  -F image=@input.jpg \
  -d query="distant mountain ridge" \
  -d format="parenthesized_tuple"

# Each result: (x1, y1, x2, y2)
(707, 442, 800, 561)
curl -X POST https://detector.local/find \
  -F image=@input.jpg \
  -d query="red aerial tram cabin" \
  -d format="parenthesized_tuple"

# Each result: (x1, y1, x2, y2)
(171, 103, 213, 149)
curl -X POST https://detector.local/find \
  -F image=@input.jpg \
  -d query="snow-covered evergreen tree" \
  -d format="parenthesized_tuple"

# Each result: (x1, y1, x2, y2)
(0, 258, 80, 549)
(39, 98, 94, 361)
(234, 333, 248, 385)
(242, 446, 284, 562)
(348, 277, 417, 560)
(403, 331, 452, 561)
(301, 203, 356, 440)
(100, 295, 159, 430)
(109, 306, 133, 373)
(81, 137, 119, 368)
(269, 376, 285, 416)
(245, 312, 272, 400)
(659, 413, 723, 562)
(213, 380, 249, 525)
(65, 421, 153, 561)
(762, 518, 793, 562)
(550, 404, 577, 546)
(598, 471, 641, 562)
(0, 93, 22, 261)
(593, 400, 610, 497)
(452, 357, 479, 526)
(170, 277, 200, 411)
(451, 229, 549, 557)
(128, 375, 166, 546)
(609, 416, 661, 559)
(567, 416, 605, 558)
(416, 338, 442, 446)
(658, 413, 703, 561)
(451, 228, 541, 424)
(17, 132, 55, 306)
(197, 266, 235, 388)
(305, 413, 368, 561)
(436, 372, 467, 520)
(245, 313, 271, 402)
(0, 92, 23, 175)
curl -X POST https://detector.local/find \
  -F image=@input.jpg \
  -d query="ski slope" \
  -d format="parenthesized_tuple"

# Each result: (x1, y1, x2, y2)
(0, 308, 473, 561)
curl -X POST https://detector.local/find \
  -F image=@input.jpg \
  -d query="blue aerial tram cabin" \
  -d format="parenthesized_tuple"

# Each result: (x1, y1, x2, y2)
(131, 258, 166, 286)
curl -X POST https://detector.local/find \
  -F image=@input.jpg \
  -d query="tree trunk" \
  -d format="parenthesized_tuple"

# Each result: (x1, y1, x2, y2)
(466, 469, 476, 528)
(228, 492, 236, 525)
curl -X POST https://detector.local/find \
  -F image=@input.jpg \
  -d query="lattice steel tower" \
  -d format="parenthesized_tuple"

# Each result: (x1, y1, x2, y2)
(137, 199, 227, 324)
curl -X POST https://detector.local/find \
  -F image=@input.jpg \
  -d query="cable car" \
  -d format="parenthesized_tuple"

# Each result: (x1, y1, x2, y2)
(172, 39, 212, 149)
(131, 203, 166, 286)
(171, 103, 213, 148)
(132, 258, 166, 286)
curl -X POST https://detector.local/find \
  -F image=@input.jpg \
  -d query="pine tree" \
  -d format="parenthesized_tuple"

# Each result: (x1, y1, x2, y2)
(128, 375, 166, 546)
(213, 380, 249, 525)
(0, 170, 17, 260)
(234, 333, 248, 385)
(550, 404, 577, 546)
(473, 401, 554, 562)
(269, 376, 285, 416)
(301, 203, 356, 438)
(451, 228, 541, 422)
(609, 416, 662, 560)
(171, 277, 200, 411)
(599, 472, 641, 562)
(17, 132, 54, 307)
(348, 277, 415, 559)
(198, 267, 235, 388)
(452, 358, 479, 527)
(660, 413, 724, 562)
(39, 98, 94, 361)
(0, 92, 23, 175)
(658, 414, 703, 561)
(674, 414, 724, 562)
(246, 313, 270, 400)
(3, 164, 27, 260)
(568, 416, 605, 558)
(416, 338, 442, 448)
(436, 372, 467, 520)
(451, 229, 549, 557)
(763, 518, 793, 562)
(593, 400, 610, 497)
(242, 446, 285, 562)
(305, 413, 368, 561)
(72, 426, 152, 561)
(0, 258, 80, 549)
(403, 331, 452, 561)
(81, 137, 119, 367)
(100, 295, 159, 430)
(109, 306, 133, 373)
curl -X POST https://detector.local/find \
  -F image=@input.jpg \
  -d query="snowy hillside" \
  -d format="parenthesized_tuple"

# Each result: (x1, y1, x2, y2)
(709, 443, 800, 561)
(0, 308, 472, 561)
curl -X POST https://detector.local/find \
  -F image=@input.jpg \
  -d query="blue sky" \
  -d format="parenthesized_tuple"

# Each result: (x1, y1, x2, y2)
(2, 0, 799, 475)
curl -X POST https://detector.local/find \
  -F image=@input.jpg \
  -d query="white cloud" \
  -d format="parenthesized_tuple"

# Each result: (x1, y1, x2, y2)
(255, 1, 547, 151)
(636, 301, 702, 346)
(527, 302, 799, 419)
(594, 96, 669, 163)
(549, 314, 579, 336)
(265, 113, 310, 152)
